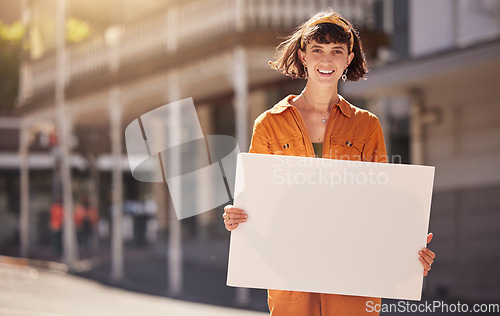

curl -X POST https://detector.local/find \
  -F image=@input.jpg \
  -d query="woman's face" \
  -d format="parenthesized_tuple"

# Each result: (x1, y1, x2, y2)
(298, 39, 354, 87)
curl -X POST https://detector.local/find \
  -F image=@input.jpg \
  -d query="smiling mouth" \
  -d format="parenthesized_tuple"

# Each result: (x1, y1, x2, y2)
(317, 69, 334, 74)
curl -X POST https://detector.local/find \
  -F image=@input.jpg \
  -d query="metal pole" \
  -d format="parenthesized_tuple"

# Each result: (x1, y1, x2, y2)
(167, 72, 183, 296)
(235, 0, 245, 32)
(19, 120, 29, 257)
(195, 105, 214, 241)
(410, 90, 424, 165)
(109, 87, 124, 281)
(19, 0, 31, 103)
(233, 45, 250, 306)
(369, 97, 391, 161)
(233, 46, 249, 152)
(88, 153, 100, 252)
(56, 0, 77, 266)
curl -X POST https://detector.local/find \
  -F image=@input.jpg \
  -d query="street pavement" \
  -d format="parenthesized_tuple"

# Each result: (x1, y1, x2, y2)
(2, 252, 497, 316)
(0, 261, 268, 316)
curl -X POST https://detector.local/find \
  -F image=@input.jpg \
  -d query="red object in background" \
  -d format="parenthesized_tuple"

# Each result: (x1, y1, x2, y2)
(49, 129, 58, 147)
(74, 204, 99, 231)
(50, 203, 63, 231)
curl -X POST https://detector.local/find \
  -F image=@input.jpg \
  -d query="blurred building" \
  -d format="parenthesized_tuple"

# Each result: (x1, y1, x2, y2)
(10, 0, 388, 298)
(343, 0, 500, 302)
(6, 0, 498, 307)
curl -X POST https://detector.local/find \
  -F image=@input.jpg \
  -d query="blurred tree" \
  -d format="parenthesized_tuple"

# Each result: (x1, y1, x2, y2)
(66, 17, 91, 43)
(0, 17, 90, 115)
(0, 20, 24, 115)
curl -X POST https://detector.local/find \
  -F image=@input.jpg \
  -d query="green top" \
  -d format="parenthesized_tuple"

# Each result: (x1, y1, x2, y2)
(312, 142, 323, 158)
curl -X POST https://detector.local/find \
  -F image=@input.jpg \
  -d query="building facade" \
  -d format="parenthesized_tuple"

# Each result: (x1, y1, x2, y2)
(343, 0, 500, 302)
(12, 0, 388, 303)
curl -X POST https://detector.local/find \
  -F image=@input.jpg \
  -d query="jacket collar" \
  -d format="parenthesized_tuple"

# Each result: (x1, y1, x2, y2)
(270, 94, 352, 118)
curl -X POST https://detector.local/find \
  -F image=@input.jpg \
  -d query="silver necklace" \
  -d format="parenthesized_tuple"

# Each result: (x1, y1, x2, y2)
(301, 93, 338, 124)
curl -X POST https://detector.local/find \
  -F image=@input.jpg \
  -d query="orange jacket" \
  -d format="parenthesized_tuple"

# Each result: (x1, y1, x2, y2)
(248, 94, 386, 316)
(50, 203, 64, 231)
(74, 204, 99, 230)
(249, 94, 387, 163)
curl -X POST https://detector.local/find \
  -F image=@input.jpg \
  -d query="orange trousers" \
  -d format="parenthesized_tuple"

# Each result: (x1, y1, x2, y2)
(268, 290, 381, 316)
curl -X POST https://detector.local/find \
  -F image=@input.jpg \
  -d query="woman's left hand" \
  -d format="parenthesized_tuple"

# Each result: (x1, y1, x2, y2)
(419, 233, 436, 276)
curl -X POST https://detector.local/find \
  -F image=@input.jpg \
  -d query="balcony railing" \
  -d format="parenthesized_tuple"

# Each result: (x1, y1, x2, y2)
(23, 0, 380, 100)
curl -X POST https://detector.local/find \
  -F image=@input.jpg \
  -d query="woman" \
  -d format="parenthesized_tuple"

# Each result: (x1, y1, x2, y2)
(223, 10, 436, 315)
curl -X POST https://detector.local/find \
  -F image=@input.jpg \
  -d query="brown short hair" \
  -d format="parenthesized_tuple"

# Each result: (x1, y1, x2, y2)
(269, 10, 368, 81)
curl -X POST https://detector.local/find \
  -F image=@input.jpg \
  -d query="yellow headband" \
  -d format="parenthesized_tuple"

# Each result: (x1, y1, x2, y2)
(300, 16, 353, 52)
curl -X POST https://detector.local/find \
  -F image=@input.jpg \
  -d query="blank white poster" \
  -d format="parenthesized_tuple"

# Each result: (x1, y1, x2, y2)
(227, 153, 435, 301)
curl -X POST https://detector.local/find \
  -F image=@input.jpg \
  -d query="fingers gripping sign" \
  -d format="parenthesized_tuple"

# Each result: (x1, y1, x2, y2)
(419, 233, 436, 276)
(223, 205, 248, 231)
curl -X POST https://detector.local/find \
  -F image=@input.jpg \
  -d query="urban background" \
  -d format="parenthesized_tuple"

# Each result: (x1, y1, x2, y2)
(0, 0, 499, 314)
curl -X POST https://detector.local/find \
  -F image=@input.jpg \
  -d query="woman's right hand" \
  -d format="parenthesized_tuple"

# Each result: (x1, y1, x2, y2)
(223, 205, 248, 231)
